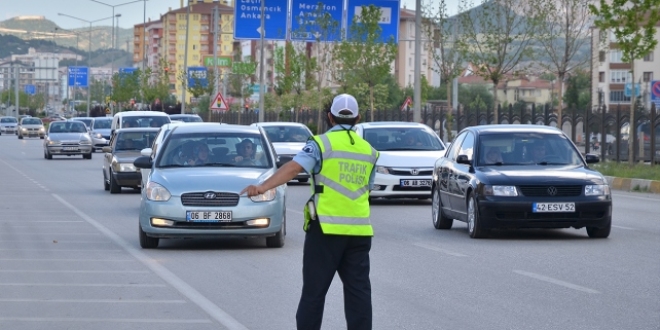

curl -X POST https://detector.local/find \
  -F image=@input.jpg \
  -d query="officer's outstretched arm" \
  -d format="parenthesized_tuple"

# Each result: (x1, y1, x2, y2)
(240, 161, 303, 196)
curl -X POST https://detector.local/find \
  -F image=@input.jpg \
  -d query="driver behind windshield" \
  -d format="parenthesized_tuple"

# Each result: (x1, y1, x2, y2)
(233, 139, 256, 164)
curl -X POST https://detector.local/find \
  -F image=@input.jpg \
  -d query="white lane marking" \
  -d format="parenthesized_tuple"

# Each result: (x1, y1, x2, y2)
(0, 258, 134, 262)
(0, 283, 166, 287)
(0, 298, 186, 304)
(0, 240, 109, 244)
(612, 225, 635, 230)
(287, 208, 304, 215)
(0, 317, 211, 324)
(413, 243, 468, 257)
(513, 270, 600, 294)
(0, 270, 148, 274)
(0, 248, 121, 251)
(52, 194, 250, 330)
(0, 221, 84, 223)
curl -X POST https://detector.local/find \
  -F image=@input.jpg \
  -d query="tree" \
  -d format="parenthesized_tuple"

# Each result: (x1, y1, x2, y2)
(563, 69, 591, 112)
(456, 0, 544, 120)
(424, 0, 464, 112)
(334, 5, 398, 121)
(111, 70, 140, 110)
(532, 0, 594, 123)
(589, 0, 660, 164)
(459, 84, 494, 111)
(141, 60, 172, 107)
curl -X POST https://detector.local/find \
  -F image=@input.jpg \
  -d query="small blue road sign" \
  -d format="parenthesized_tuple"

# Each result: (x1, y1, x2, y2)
(234, 1, 290, 40)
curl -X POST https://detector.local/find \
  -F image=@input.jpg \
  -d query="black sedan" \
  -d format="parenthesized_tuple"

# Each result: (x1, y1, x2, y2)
(431, 125, 612, 238)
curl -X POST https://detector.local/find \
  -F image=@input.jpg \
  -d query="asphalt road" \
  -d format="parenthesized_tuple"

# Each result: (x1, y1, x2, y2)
(0, 135, 658, 330)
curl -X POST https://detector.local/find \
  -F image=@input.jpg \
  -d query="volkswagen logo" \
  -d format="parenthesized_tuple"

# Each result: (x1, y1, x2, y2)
(411, 168, 419, 175)
(547, 186, 557, 196)
(204, 192, 216, 200)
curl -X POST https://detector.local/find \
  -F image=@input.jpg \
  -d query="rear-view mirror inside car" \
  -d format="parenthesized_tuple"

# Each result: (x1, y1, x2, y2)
(134, 156, 153, 169)
(102, 146, 112, 153)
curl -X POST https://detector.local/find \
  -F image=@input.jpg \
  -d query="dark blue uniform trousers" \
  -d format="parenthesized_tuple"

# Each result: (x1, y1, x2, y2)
(296, 220, 373, 330)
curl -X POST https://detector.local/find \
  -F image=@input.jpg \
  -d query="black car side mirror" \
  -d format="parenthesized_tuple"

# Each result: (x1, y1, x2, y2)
(585, 153, 600, 164)
(134, 155, 153, 169)
(456, 154, 471, 165)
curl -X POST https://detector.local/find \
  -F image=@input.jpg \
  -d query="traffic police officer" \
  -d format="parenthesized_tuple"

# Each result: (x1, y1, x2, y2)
(241, 94, 378, 330)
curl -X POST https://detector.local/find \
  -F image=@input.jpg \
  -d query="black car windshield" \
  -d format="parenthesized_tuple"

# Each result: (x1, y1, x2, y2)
(364, 127, 445, 151)
(93, 119, 112, 129)
(262, 125, 312, 143)
(1, 117, 17, 123)
(49, 122, 87, 133)
(22, 118, 42, 125)
(477, 132, 584, 166)
(157, 132, 273, 168)
(171, 115, 203, 122)
(72, 118, 92, 127)
(116, 131, 158, 151)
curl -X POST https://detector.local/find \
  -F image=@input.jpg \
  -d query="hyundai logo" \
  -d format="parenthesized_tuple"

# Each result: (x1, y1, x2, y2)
(547, 186, 557, 196)
(204, 192, 216, 200)
(411, 169, 419, 175)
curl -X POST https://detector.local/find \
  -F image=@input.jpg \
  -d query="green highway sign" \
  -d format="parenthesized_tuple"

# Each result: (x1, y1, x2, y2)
(204, 56, 232, 67)
(232, 62, 257, 75)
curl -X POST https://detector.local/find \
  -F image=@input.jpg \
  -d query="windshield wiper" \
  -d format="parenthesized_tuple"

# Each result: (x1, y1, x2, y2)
(379, 148, 436, 151)
(536, 162, 568, 165)
(200, 162, 237, 167)
(158, 164, 185, 168)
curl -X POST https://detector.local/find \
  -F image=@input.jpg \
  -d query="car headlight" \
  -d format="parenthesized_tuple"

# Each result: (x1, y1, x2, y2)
(79, 137, 92, 145)
(145, 182, 171, 201)
(93, 132, 102, 139)
(39, 127, 45, 132)
(21, 127, 27, 131)
(118, 163, 136, 172)
(250, 188, 276, 202)
(585, 184, 610, 196)
(48, 140, 61, 145)
(484, 185, 519, 196)
(376, 166, 390, 174)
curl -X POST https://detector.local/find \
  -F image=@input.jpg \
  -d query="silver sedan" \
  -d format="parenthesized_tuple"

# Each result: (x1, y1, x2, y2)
(43, 121, 93, 159)
(133, 124, 286, 249)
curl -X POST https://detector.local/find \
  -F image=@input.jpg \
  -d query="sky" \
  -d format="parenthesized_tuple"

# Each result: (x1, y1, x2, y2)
(0, 0, 459, 30)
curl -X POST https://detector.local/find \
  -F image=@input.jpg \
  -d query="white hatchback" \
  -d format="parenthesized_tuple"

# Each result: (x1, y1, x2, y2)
(354, 122, 447, 199)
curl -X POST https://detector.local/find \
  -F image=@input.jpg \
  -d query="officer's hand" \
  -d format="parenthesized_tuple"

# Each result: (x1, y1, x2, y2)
(240, 184, 264, 197)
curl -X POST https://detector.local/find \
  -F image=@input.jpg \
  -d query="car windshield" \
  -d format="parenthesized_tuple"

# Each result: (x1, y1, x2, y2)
(93, 119, 112, 129)
(1, 117, 17, 123)
(171, 115, 203, 122)
(477, 132, 584, 166)
(49, 122, 88, 133)
(73, 118, 92, 127)
(22, 118, 42, 125)
(116, 131, 158, 151)
(157, 132, 272, 168)
(122, 116, 170, 128)
(262, 125, 312, 143)
(363, 127, 444, 151)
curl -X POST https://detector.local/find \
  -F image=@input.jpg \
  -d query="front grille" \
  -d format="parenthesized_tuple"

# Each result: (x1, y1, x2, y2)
(518, 185, 582, 197)
(390, 169, 433, 176)
(62, 142, 80, 146)
(392, 185, 431, 191)
(181, 192, 239, 207)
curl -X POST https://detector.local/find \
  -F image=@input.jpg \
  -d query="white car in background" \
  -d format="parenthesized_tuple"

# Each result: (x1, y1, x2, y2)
(354, 122, 447, 199)
(251, 122, 313, 183)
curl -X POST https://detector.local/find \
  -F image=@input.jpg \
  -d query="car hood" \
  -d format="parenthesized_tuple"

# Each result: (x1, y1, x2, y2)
(92, 128, 111, 136)
(151, 167, 275, 195)
(478, 166, 607, 185)
(114, 150, 143, 163)
(20, 124, 43, 128)
(377, 150, 445, 167)
(0, 122, 17, 126)
(48, 133, 88, 141)
(272, 142, 306, 155)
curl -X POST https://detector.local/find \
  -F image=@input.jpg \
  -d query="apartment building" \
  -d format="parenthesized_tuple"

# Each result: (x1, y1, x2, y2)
(591, 25, 660, 112)
(396, 9, 436, 88)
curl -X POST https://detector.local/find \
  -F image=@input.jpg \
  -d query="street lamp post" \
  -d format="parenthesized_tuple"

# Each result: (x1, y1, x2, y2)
(89, 0, 141, 50)
(58, 13, 115, 116)
(55, 27, 81, 113)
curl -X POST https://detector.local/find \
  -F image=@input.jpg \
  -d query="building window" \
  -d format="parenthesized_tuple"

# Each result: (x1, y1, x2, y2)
(644, 52, 654, 61)
(609, 90, 630, 103)
(609, 50, 623, 63)
(599, 51, 605, 62)
(599, 72, 605, 82)
(643, 72, 653, 82)
(610, 70, 631, 83)
(408, 57, 411, 66)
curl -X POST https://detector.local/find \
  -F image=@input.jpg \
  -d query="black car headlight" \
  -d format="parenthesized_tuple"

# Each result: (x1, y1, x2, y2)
(484, 185, 519, 197)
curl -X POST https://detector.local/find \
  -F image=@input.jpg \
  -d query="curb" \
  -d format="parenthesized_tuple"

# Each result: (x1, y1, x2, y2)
(605, 176, 660, 194)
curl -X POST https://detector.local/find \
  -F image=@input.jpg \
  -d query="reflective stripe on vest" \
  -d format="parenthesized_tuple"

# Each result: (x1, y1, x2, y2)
(307, 130, 378, 236)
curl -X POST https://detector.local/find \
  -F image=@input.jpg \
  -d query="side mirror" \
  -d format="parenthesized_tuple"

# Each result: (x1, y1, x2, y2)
(141, 148, 153, 157)
(102, 146, 112, 153)
(456, 154, 471, 165)
(134, 156, 153, 169)
(585, 153, 600, 164)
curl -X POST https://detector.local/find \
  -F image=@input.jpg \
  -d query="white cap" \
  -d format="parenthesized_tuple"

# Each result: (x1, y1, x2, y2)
(330, 94, 359, 118)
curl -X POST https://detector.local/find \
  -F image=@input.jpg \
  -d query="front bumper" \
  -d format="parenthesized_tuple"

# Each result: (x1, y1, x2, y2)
(113, 171, 142, 187)
(20, 130, 45, 138)
(139, 196, 285, 239)
(370, 174, 433, 198)
(477, 197, 612, 229)
(92, 136, 109, 149)
(46, 145, 93, 155)
(0, 127, 16, 134)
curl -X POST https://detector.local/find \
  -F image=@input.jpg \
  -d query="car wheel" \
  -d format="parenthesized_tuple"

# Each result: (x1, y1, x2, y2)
(266, 216, 286, 248)
(432, 188, 453, 229)
(18, 135, 23, 139)
(40, 136, 44, 140)
(139, 225, 159, 249)
(44, 150, 52, 159)
(103, 171, 110, 191)
(467, 193, 489, 238)
(83, 153, 92, 160)
(109, 172, 121, 194)
(586, 218, 611, 238)
(297, 178, 309, 183)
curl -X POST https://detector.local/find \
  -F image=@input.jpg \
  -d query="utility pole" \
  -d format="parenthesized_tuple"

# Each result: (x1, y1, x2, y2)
(413, 0, 422, 123)
(258, 0, 265, 122)
(213, 5, 219, 97)
(182, 0, 192, 114)
(14, 64, 19, 119)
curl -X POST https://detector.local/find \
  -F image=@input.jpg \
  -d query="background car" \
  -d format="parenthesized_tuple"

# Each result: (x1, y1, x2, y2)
(0, 116, 18, 135)
(17, 117, 45, 139)
(138, 121, 186, 188)
(70, 117, 94, 132)
(169, 114, 203, 122)
(431, 125, 612, 238)
(43, 121, 93, 159)
(89, 117, 113, 152)
(133, 124, 286, 249)
(252, 122, 314, 183)
(354, 122, 446, 199)
(102, 128, 159, 193)
(111, 111, 171, 133)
